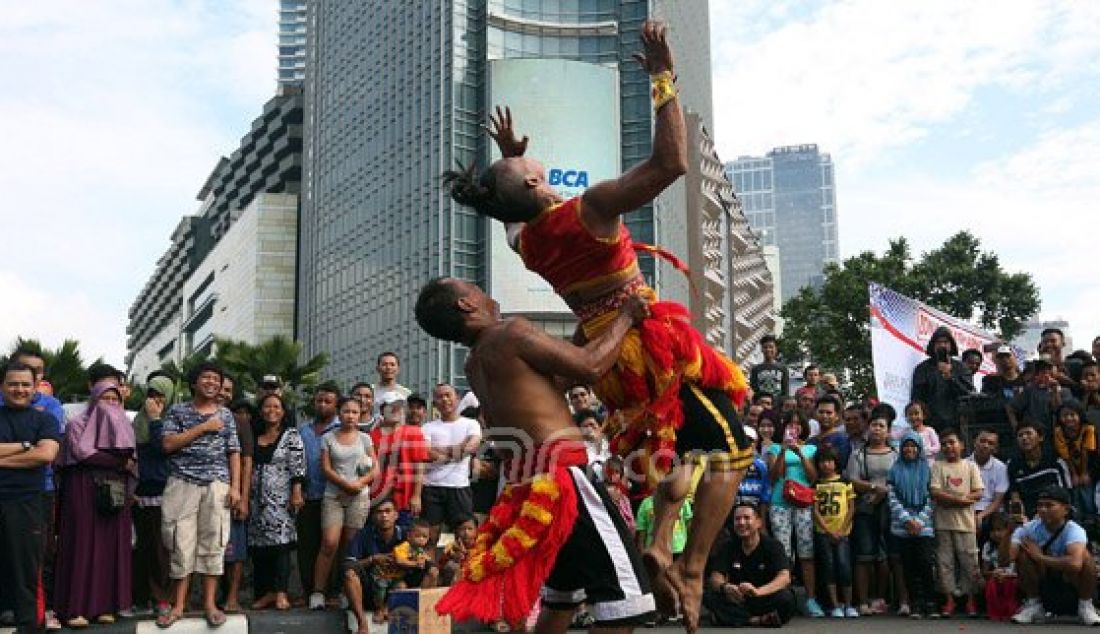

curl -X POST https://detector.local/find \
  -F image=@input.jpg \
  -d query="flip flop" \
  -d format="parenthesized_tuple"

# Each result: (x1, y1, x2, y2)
(205, 610, 227, 628)
(155, 612, 181, 629)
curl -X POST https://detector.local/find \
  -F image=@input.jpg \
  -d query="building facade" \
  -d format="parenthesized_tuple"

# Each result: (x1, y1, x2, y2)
(726, 144, 838, 303)
(126, 92, 303, 377)
(679, 113, 775, 364)
(299, 0, 653, 390)
(278, 0, 307, 87)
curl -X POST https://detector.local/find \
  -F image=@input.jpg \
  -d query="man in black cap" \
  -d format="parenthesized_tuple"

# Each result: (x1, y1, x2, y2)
(1010, 486, 1100, 625)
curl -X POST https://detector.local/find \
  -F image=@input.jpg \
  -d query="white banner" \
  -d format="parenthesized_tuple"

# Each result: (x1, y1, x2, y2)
(868, 283, 1019, 418)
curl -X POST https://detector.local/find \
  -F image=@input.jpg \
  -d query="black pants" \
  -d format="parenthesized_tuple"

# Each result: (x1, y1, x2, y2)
(132, 505, 170, 607)
(295, 499, 340, 594)
(40, 492, 56, 611)
(898, 536, 936, 611)
(703, 587, 796, 626)
(0, 496, 45, 630)
(252, 545, 292, 595)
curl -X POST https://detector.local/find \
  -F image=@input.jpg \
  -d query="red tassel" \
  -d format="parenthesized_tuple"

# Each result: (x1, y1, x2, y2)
(436, 466, 581, 627)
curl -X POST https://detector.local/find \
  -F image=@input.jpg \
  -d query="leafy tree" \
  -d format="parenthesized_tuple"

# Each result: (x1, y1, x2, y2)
(214, 335, 329, 409)
(779, 231, 1039, 399)
(2, 337, 100, 403)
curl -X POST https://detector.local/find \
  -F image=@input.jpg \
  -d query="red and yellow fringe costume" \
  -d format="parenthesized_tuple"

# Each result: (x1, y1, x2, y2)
(517, 197, 750, 480)
(436, 442, 588, 626)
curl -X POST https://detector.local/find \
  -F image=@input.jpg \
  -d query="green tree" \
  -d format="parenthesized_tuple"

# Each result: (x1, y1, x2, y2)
(780, 231, 1039, 399)
(2, 337, 98, 403)
(214, 335, 329, 408)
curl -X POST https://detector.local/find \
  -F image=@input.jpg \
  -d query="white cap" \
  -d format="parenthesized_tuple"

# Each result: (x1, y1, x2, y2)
(378, 391, 406, 414)
(995, 345, 1014, 356)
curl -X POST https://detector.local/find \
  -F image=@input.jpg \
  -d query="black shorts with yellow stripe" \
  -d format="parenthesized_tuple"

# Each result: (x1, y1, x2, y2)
(675, 383, 754, 472)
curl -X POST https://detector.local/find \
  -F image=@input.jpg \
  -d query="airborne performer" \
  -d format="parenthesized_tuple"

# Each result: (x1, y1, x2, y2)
(442, 20, 751, 632)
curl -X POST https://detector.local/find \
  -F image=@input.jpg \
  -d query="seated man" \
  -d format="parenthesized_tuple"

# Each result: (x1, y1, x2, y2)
(1010, 486, 1100, 625)
(704, 503, 796, 627)
(343, 498, 406, 630)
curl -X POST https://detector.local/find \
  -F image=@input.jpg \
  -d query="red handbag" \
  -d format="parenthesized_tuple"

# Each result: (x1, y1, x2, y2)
(782, 479, 815, 508)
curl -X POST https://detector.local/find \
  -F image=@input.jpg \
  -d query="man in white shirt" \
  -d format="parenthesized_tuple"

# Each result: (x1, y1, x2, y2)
(421, 382, 481, 545)
(372, 352, 411, 417)
(968, 428, 1008, 539)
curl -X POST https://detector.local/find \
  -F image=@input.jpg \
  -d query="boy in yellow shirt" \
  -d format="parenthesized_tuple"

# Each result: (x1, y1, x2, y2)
(812, 447, 857, 618)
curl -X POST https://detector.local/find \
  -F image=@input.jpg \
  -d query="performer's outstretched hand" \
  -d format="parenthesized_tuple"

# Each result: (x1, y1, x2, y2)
(633, 20, 674, 76)
(484, 105, 528, 158)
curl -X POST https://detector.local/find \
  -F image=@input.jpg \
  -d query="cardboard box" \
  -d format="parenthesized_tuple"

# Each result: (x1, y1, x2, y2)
(388, 588, 452, 634)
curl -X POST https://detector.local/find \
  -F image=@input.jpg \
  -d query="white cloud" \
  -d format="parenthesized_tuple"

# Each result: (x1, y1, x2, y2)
(0, 271, 125, 365)
(0, 1, 276, 365)
(710, 1, 1100, 168)
(841, 120, 1100, 342)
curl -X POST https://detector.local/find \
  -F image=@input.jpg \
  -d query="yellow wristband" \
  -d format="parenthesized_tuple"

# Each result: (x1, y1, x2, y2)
(651, 70, 677, 112)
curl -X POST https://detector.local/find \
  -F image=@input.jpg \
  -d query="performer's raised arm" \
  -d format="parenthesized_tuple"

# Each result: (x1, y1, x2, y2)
(581, 20, 687, 233)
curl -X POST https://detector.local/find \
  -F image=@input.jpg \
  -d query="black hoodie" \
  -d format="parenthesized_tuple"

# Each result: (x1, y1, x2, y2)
(910, 326, 975, 429)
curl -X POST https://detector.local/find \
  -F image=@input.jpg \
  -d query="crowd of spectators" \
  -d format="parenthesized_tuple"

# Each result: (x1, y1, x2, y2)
(4, 328, 1100, 632)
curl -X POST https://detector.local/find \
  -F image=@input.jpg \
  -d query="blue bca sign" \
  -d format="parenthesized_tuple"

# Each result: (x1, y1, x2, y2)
(548, 169, 589, 188)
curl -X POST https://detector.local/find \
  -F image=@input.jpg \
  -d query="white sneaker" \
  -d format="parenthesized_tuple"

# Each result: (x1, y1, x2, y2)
(1012, 598, 1046, 624)
(308, 592, 325, 610)
(1079, 601, 1100, 626)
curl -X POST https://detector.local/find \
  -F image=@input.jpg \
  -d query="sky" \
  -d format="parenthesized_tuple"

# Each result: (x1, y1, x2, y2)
(1, 1, 1097, 367)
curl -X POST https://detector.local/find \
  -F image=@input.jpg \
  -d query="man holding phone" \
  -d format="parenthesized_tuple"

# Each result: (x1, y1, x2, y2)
(911, 326, 975, 430)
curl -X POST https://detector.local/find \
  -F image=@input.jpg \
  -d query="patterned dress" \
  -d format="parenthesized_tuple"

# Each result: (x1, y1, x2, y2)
(249, 427, 306, 547)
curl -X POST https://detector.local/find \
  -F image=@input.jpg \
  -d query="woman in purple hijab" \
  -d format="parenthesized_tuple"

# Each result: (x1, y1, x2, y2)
(54, 380, 136, 627)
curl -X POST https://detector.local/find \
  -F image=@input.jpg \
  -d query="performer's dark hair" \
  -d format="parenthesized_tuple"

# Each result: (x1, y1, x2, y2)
(442, 161, 535, 223)
(415, 278, 467, 343)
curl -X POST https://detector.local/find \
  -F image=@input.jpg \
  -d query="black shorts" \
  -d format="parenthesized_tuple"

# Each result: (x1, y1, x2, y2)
(421, 486, 473, 528)
(541, 466, 656, 625)
(676, 383, 754, 471)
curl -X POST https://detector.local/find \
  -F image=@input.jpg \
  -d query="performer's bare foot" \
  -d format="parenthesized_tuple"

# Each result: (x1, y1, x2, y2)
(665, 559, 702, 634)
(642, 548, 678, 617)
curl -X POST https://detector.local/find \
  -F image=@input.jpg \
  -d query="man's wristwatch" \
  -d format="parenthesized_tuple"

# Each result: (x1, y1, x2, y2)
(21, 441, 33, 452)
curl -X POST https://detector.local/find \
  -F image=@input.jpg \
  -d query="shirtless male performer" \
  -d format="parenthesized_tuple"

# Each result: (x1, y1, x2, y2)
(442, 20, 750, 631)
(415, 277, 655, 632)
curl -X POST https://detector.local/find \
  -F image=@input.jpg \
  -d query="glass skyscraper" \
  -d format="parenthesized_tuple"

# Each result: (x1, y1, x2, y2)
(278, 0, 306, 87)
(298, 0, 652, 390)
(726, 145, 838, 303)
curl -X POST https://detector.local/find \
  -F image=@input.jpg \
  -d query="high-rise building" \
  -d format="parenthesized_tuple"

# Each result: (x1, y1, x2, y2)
(299, 0, 653, 390)
(680, 112, 774, 363)
(278, 0, 306, 87)
(726, 144, 838, 303)
(127, 91, 303, 378)
(650, 0, 714, 309)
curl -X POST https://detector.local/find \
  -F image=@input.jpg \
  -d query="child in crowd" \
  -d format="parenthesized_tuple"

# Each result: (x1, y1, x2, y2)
(366, 520, 437, 622)
(888, 432, 936, 618)
(929, 428, 984, 617)
(604, 456, 636, 532)
(893, 401, 939, 466)
(439, 516, 478, 585)
(811, 448, 857, 618)
(846, 416, 897, 616)
(636, 491, 693, 561)
(392, 519, 439, 589)
(981, 513, 1019, 622)
(1053, 401, 1097, 515)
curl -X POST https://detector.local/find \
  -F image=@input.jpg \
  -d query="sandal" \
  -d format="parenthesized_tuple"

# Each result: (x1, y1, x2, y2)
(205, 610, 227, 628)
(66, 616, 90, 629)
(155, 612, 181, 629)
(492, 619, 511, 633)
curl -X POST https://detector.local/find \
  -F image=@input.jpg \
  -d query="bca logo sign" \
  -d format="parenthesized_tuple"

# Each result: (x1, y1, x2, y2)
(548, 168, 589, 188)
